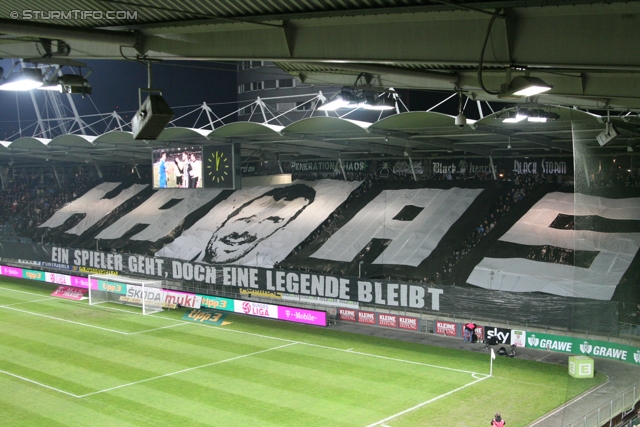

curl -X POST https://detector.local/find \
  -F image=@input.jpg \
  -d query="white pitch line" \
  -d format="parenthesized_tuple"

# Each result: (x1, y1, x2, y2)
(0, 369, 81, 398)
(186, 322, 484, 376)
(0, 297, 57, 308)
(365, 375, 490, 427)
(0, 305, 129, 335)
(0, 286, 54, 297)
(0, 285, 487, 381)
(78, 342, 298, 398)
(126, 322, 191, 335)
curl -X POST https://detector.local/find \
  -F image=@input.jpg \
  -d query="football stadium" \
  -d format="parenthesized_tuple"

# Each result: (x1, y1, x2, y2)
(1, 2, 640, 426)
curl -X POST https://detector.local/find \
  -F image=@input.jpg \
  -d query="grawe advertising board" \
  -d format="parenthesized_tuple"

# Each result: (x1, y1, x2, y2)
(435, 320, 458, 337)
(524, 331, 640, 364)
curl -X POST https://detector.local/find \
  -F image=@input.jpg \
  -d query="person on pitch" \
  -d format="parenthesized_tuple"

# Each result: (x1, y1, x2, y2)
(491, 412, 505, 427)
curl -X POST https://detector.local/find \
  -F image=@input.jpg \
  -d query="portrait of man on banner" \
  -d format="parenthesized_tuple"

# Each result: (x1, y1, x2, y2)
(204, 184, 316, 263)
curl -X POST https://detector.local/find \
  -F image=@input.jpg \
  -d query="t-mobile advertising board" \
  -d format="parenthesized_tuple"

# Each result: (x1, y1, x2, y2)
(51, 286, 87, 300)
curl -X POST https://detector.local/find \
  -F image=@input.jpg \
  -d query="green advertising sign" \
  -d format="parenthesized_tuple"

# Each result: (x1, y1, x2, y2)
(568, 356, 594, 378)
(199, 295, 234, 312)
(22, 269, 45, 281)
(97, 280, 127, 294)
(526, 332, 640, 365)
(182, 309, 230, 326)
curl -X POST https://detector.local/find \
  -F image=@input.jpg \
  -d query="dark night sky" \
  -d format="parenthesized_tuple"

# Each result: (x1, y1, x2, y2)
(0, 59, 238, 140)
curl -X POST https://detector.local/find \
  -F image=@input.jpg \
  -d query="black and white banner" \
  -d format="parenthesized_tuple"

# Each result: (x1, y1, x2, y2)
(467, 192, 640, 300)
(49, 246, 442, 310)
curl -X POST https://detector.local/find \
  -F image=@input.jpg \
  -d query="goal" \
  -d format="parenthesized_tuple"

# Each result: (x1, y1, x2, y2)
(88, 274, 164, 315)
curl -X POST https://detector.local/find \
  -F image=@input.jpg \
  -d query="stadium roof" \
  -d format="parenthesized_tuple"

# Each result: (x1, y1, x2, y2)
(0, 107, 628, 166)
(1, 1, 640, 110)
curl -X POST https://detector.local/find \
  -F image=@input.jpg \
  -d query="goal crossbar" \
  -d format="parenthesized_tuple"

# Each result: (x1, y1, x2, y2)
(88, 274, 164, 315)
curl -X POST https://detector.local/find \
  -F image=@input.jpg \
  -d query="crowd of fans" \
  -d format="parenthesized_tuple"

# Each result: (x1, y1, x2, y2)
(0, 173, 99, 232)
(0, 165, 148, 235)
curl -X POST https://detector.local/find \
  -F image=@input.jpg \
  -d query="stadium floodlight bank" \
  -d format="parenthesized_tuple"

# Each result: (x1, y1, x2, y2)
(88, 274, 164, 315)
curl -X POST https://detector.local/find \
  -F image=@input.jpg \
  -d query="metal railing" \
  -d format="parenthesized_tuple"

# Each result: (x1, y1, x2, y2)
(564, 383, 639, 427)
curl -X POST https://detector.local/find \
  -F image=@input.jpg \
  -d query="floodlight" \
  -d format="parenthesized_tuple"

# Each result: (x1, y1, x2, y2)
(363, 97, 396, 110)
(499, 76, 552, 99)
(0, 68, 43, 91)
(38, 81, 63, 91)
(503, 112, 528, 123)
(318, 91, 358, 111)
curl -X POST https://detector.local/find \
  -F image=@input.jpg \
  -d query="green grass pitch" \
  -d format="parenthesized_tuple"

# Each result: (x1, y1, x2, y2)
(0, 278, 605, 426)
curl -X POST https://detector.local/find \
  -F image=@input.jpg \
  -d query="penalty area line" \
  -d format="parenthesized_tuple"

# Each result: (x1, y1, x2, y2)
(0, 305, 129, 335)
(0, 297, 58, 307)
(365, 375, 490, 427)
(126, 322, 191, 335)
(0, 369, 81, 398)
(78, 342, 298, 398)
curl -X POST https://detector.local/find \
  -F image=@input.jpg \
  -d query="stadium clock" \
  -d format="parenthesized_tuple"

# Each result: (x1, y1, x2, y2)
(202, 144, 241, 189)
(206, 149, 230, 183)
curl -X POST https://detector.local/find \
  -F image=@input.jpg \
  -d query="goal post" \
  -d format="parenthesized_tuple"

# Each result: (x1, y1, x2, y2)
(88, 274, 164, 315)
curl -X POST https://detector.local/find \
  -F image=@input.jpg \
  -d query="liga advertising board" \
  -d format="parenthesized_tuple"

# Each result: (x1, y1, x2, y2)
(235, 300, 279, 319)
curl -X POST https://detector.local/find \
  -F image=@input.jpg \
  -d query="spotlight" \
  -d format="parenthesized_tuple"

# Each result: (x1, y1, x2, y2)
(499, 76, 552, 99)
(0, 68, 43, 91)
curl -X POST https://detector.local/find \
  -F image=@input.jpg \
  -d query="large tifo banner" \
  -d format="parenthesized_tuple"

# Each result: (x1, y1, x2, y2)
(467, 192, 640, 300)
(49, 246, 442, 310)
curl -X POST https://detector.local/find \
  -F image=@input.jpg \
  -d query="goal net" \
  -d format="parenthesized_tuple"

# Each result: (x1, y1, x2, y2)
(88, 274, 164, 315)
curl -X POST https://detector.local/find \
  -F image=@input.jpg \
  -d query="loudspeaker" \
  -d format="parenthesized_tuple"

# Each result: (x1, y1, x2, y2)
(132, 95, 174, 140)
(596, 122, 619, 147)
